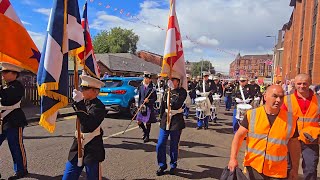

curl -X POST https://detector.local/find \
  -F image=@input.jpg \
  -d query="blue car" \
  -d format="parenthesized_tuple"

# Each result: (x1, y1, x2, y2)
(98, 76, 143, 116)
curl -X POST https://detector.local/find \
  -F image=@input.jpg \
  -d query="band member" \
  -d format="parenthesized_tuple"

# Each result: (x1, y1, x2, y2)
(190, 78, 197, 104)
(183, 74, 192, 118)
(62, 72, 106, 180)
(212, 76, 223, 97)
(136, 72, 157, 143)
(156, 71, 187, 176)
(224, 81, 234, 111)
(232, 76, 253, 133)
(156, 73, 167, 91)
(0, 63, 28, 180)
(195, 72, 214, 129)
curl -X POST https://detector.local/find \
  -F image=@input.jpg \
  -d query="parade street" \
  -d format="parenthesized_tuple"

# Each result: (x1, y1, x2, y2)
(0, 105, 319, 180)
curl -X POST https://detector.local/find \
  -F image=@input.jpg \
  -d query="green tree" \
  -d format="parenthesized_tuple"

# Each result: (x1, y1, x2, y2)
(92, 27, 139, 54)
(191, 60, 215, 77)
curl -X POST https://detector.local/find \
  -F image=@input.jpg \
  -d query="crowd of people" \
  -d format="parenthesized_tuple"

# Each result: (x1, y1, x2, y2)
(0, 61, 318, 179)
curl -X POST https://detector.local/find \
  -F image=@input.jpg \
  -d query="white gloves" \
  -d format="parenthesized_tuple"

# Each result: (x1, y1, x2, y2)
(244, 98, 252, 104)
(235, 98, 242, 103)
(72, 89, 83, 102)
(196, 90, 201, 95)
(254, 97, 260, 101)
(167, 80, 174, 90)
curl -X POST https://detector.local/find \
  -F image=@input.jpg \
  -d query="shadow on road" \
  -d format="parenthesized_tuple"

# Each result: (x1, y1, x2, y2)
(26, 172, 109, 180)
(174, 165, 224, 179)
(24, 134, 74, 139)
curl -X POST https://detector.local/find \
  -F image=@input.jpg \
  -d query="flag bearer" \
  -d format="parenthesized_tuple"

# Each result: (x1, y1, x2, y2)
(62, 72, 106, 180)
(156, 72, 187, 176)
(0, 63, 28, 180)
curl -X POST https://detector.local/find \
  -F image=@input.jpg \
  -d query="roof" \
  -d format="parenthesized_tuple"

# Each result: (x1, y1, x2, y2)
(138, 50, 163, 58)
(96, 53, 161, 75)
(241, 54, 273, 60)
(290, 0, 302, 7)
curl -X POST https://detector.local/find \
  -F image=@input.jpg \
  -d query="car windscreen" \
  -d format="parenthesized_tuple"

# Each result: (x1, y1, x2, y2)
(102, 80, 123, 88)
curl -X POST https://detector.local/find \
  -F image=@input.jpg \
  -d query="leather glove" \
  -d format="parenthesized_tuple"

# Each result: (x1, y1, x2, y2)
(72, 89, 83, 102)
(235, 98, 243, 103)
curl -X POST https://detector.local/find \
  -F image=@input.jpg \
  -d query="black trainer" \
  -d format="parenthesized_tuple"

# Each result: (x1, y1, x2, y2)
(156, 167, 165, 176)
(169, 168, 176, 175)
(197, 127, 202, 130)
(143, 136, 150, 143)
(8, 170, 28, 180)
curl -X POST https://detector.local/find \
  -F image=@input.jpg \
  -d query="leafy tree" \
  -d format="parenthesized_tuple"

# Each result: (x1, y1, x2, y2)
(191, 60, 215, 77)
(92, 27, 139, 54)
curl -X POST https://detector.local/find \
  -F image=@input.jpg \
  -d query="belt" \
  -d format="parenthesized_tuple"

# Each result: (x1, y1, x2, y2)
(0, 100, 21, 119)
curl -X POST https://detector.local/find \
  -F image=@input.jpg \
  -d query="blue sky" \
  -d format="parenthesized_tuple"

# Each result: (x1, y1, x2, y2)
(9, 0, 293, 73)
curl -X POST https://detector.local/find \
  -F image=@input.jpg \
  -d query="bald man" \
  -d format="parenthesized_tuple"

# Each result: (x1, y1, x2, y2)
(228, 85, 300, 180)
(282, 74, 320, 180)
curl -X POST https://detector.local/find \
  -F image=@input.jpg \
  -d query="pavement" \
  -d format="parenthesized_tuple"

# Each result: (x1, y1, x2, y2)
(22, 105, 75, 122)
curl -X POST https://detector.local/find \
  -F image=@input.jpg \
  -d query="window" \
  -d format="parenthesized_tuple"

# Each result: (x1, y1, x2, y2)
(102, 80, 123, 88)
(298, 0, 306, 74)
(129, 80, 142, 88)
(309, 0, 318, 79)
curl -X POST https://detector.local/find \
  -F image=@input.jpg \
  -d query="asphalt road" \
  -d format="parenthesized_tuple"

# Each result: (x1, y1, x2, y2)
(0, 104, 319, 180)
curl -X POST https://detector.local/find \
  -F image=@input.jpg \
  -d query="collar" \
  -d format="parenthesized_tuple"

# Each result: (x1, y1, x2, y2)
(294, 89, 314, 100)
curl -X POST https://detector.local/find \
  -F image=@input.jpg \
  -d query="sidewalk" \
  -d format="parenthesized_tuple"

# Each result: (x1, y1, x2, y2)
(22, 105, 76, 122)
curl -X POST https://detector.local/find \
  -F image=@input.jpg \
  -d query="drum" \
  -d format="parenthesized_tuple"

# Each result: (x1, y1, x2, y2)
(210, 105, 217, 120)
(195, 97, 207, 119)
(184, 92, 191, 107)
(134, 95, 139, 107)
(236, 104, 252, 120)
(154, 92, 163, 110)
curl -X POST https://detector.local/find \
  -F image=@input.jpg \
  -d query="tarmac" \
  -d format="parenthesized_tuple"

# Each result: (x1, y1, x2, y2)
(22, 105, 75, 122)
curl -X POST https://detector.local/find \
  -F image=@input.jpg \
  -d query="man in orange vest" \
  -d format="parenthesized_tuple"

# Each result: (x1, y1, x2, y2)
(228, 85, 300, 179)
(282, 74, 319, 180)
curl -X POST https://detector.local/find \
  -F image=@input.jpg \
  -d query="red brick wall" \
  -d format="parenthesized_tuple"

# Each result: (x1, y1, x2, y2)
(282, 0, 320, 84)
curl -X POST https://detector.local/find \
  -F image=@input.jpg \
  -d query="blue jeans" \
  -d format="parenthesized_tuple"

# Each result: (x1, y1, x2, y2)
(225, 96, 232, 110)
(156, 128, 182, 169)
(0, 127, 27, 173)
(62, 157, 99, 180)
(183, 107, 189, 118)
(232, 108, 239, 133)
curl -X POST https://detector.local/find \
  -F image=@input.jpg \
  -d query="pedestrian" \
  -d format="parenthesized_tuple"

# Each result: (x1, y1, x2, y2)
(136, 71, 157, 143)
(0, 63, 28, 180)
(224, 81, 234, 111)
(228, 85, 300, 180)
(156, 71, 187, 176)
(282, 73, 319, 180)
(62, 72, 106, 180)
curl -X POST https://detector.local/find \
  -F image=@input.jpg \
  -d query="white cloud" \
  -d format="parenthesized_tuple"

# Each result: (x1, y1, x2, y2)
(22, 20, 31, 26)
(193, 48, 203, 53)
(28, 31, 46, 51)
(33, 8, 51, 17)
(89, 0, 292, 74)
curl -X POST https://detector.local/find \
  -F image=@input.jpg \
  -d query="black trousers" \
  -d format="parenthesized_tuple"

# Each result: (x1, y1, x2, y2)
(246, 166, 287, 180)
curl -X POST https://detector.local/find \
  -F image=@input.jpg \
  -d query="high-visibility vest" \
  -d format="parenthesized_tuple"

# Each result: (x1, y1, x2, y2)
(283, 94, 320, 144)
(243, 106, 297, 178)
(299, 126, 320, 144)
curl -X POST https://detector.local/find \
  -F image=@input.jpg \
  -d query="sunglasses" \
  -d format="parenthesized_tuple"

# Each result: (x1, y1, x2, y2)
(80, 86, 94, 91)
(240, 80, 247, 82)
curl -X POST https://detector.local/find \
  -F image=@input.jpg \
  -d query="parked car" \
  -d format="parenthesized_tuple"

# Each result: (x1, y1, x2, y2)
(98, 76, 143, 117)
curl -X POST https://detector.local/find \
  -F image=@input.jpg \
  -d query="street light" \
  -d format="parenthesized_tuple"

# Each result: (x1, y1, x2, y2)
(266, 35, 277, 83)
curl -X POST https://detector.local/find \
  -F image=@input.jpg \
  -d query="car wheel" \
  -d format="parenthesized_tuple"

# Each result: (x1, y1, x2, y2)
(128, 100, 137, 117)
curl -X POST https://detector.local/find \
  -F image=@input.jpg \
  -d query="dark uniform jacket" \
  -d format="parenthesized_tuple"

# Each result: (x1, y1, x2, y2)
(138, 83, 157, 123)
(213, 82, 223, 97)
(196, 80, 214, 103)
(235, 84, 253, 104)
(0, 80, 27, 130)
(68, 98, 106, 165)
(160, 87, 187, 131)
(188, 81, 197, 99)
(249, 83, 262, 97)
(224, 85, 234, 97)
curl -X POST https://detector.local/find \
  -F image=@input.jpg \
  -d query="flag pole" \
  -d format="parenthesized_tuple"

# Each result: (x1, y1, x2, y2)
(74, 57, 83, 166)
(166, 59, 172, 130)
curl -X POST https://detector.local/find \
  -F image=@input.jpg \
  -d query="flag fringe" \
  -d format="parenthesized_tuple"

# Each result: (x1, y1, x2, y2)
(83, 65, 98, 78)
(39, 100, 67, 133)
(37, 83, 59, 96)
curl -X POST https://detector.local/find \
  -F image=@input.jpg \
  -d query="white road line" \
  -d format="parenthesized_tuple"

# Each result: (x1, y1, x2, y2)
(103, 125, 139, 140)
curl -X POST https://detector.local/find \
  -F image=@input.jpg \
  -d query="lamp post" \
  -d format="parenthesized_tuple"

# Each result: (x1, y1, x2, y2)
(266, 35, 277, 83)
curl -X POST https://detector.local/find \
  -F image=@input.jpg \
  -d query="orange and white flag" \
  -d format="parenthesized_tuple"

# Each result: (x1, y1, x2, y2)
(0, 0, 40, 73)
(161, 0, 187, 90)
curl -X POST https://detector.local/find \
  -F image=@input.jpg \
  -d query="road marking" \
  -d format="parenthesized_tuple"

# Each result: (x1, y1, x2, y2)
(63, 115, 76, 120)
(103, 125, 139, 140)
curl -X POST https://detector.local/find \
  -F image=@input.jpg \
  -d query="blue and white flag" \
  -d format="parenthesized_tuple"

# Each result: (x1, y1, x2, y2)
(37, 0, 84, 133)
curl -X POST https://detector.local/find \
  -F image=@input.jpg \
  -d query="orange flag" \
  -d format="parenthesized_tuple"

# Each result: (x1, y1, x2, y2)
(0, 0, 40, 73)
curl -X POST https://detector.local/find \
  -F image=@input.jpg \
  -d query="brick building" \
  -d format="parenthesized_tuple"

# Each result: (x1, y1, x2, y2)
(136, 50, 163, 66)
(229, 54, 273, 80)
(281, 0, 320, 84)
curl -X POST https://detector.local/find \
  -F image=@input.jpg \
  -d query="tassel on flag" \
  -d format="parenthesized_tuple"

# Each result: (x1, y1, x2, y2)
(37, 0, 84, 133)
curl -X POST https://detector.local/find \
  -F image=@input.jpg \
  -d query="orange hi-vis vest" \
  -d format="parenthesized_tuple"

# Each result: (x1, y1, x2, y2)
(284, 94, 320, 144)
(243, 106, 297, 178)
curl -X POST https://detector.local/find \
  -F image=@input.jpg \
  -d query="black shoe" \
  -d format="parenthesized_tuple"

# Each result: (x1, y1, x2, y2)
(204, 127, 208, 130)
(143, 136, 150, 143)
(8, 170, 28, 180)
(156, 167, 165, 176)
(197, 127, 202, 130)
(169, 168, 176, 175)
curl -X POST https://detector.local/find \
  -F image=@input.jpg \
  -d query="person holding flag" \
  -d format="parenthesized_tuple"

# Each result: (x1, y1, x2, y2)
(0, 63, 28, 180)
(62, 71, 106, 180)
(156, 0, 188, 176)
